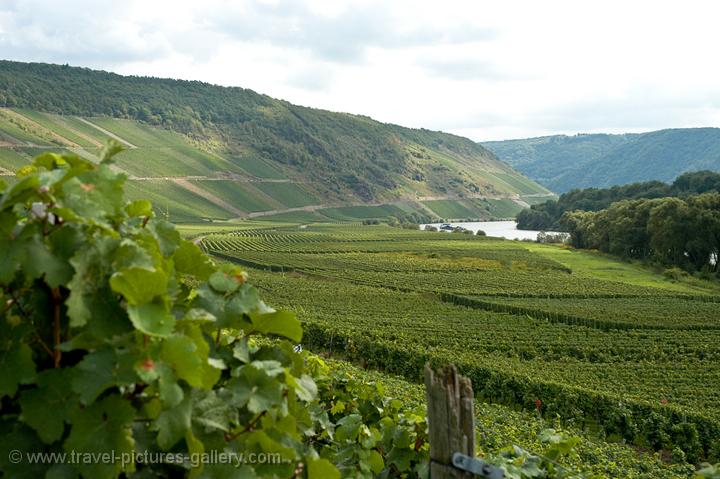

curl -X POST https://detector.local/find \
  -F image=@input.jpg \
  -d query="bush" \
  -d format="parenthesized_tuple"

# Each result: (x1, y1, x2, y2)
(0, 146, 431, 478)
(476, 230, 487, 236)
(663, 267, 688, 281)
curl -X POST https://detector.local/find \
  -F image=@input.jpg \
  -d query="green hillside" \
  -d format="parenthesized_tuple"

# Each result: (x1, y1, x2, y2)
(484, 128, 720, 192)
(0, 60, 552, 222)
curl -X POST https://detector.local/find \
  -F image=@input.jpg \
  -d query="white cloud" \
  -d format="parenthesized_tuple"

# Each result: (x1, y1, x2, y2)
(1, 0, 719, 140)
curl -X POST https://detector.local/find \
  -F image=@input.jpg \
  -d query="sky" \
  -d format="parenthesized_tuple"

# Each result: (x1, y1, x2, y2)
(1, 0, 719, 141)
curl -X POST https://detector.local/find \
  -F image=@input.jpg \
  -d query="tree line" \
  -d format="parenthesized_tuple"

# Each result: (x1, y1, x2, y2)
(562, 192, 720, 275)
(517, 170, 720, 231)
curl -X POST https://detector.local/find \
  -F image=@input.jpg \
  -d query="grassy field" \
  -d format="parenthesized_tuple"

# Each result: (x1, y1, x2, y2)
(200, 223, 720, 466)
(524, 243, 719, 295)
(253, 182, 318, 207)
(189, 180, 281, 212)
(317, 204, 410, 221)
(125, 180, 233, 222)
(472, 198, 524, 218)
(0, 148, 31, 170)
(231, 154, 286, 179)
(421, 199, 479, 218)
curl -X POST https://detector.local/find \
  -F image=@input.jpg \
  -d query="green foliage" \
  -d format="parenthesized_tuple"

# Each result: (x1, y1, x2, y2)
(517, 170, 720, 231)
(0, 148, 439, 478)
(562, 193, 720, 274)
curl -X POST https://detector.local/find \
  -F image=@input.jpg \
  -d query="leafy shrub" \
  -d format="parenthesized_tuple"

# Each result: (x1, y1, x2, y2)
(0, 146, 430, 478)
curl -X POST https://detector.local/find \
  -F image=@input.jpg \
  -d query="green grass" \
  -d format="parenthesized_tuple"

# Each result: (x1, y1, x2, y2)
(0, 115, 52, 145)
(523, 243, 720, 295)
(113, 148, 215, 177)
(11, 110, 98, 148)
(472, 198, 524, 218)
(491, 172, 550, 195)
(0, 148, 31, 171)
(255, 211, 325, 222)
(125, 180, 233, 222)
(317, 204, 408, 221)
(421, 199, 478, 219)
(190, 180, 279, 213)
(88, 117, 173, 147)
(61, 117, 114, 144)
(253, 182, 318, 207)
(521, 195, 557, 206)
(231, 154, 285, 179)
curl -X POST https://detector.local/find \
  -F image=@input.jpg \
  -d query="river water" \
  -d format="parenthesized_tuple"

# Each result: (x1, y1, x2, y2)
(420, 220, 565, 241)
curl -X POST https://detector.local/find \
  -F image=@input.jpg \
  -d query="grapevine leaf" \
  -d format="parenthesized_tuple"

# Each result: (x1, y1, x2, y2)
(100, 139, 125, 164)
(288, 374, 318, 402)
(335, 414, 363, 442)
(125, 199, 153, 217)
(21, 236, 73, 287)
(149, 220, 181, 256)
(307, 457, 340, 479)
(161, 334, 206, 389)
(155, 393, 192, 450)
(226, 364, 284, 414)
(61, 169, 125, 221)
(248, 310, 302, 343)
(0, 339, 36, 400)
(185, 431, 205, 479)
(157, 364, 184, 408)
(192, 390, 237, 432)
(0, 420, 48, 478)
(66, 236, 118, 327)
(45, 464, 79, 479)
(127, 301, 176, 337)
(368, 450, 384, 475)
(173, 240, 215, 281)
(65, 395, 135, 479)
(71, 349, 138, 405)
(110, 267, 167, 305)
(208, 270, 241, 294)
(0, 237, 25, 283)
(19, 368, 77, 444)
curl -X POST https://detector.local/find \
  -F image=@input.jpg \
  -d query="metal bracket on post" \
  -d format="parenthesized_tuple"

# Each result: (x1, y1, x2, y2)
(452, 453, 504, 479)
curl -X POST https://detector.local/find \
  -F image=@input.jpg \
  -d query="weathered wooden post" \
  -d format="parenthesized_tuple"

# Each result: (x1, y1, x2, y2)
(424, 364, 503, 479)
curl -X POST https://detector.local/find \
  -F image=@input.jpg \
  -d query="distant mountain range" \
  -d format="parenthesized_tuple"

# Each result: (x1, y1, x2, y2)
(0, 60, 550, 222)
(483, 128, 720, 192)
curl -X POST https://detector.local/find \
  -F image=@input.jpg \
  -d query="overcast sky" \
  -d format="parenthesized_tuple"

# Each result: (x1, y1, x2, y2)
(1, 0, 719, 141)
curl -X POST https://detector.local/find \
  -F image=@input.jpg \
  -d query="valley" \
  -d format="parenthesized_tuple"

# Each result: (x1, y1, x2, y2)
(195, 221, 720, 470)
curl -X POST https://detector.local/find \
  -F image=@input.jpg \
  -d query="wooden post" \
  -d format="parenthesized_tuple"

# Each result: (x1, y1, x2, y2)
(424, 363, 476, 479)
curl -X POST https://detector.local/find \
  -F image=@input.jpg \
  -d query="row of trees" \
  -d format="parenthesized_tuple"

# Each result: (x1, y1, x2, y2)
(518, 171, 720, 231)
(562, 193, 720, 274)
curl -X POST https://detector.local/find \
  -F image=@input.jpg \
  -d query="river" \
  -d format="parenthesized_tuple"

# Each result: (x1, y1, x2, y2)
(419, 220, 566, 241)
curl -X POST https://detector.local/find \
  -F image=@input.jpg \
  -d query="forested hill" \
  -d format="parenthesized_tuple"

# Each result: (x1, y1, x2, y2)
(0, 60, 550, 210)
(483, 129, 720, 192)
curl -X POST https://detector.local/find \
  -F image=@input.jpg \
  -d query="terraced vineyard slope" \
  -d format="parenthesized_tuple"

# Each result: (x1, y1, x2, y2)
(0, 60, 553, 221)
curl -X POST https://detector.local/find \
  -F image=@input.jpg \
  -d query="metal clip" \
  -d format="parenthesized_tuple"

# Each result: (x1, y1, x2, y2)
(452, 453, 504, 478)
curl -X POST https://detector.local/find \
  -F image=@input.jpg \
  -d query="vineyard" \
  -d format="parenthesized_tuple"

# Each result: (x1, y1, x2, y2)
(201, 223, 720, 465)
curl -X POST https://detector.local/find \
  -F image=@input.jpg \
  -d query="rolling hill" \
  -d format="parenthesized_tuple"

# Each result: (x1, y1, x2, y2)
(483, 128, 720, 193)
(0, 60, 552, 222)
